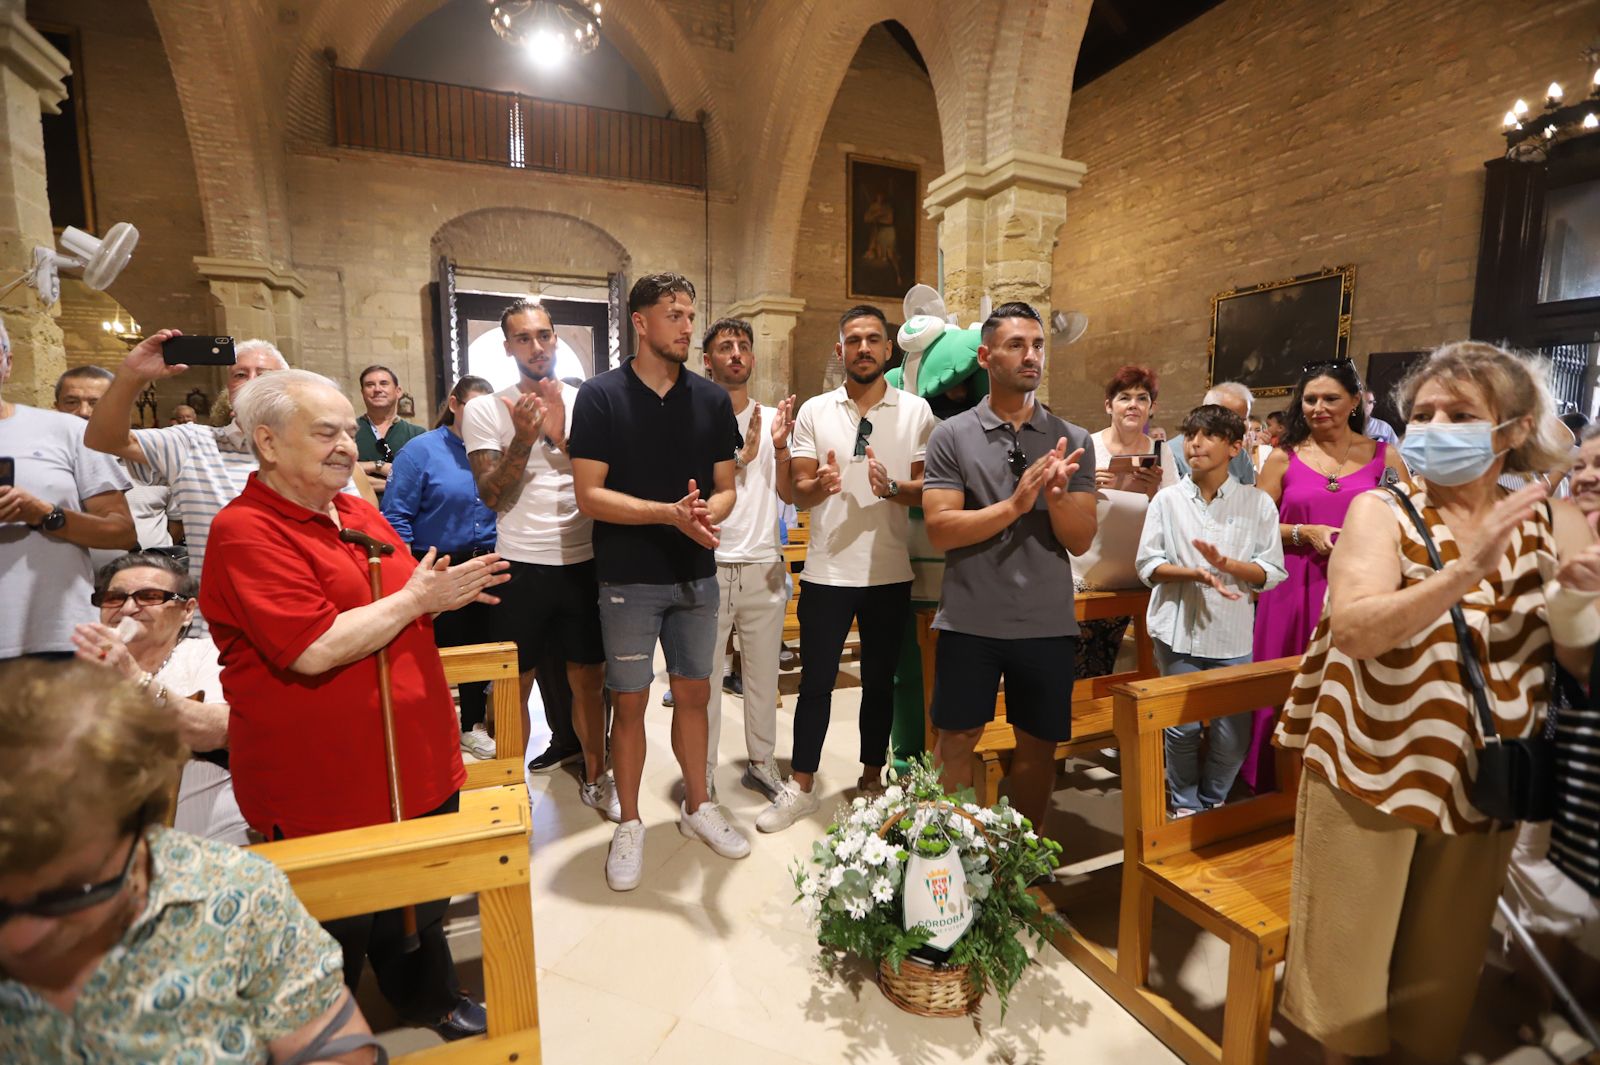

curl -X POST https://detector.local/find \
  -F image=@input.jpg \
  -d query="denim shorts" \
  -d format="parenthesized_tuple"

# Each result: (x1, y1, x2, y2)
(595, 577, 720, 692)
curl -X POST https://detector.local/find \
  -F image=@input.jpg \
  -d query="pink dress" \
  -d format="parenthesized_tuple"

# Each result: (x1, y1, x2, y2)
(1242, 442, 1389, 792)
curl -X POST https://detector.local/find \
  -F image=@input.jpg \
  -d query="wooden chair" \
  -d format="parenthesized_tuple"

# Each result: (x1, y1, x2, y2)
(251, 784, 539, 1057)
(1054, 657, 1301, 1065)
(915, 590, 1158, 805)
(438, 642, 525, 791)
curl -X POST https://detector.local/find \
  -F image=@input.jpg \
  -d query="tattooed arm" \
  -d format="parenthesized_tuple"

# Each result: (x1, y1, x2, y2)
(471, 445, 531, 513)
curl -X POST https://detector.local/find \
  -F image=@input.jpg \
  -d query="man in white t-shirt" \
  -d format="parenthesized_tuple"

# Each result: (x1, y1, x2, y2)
(757, 305, 937, 832)
(463, 298, 616, 821)
(700, 318, 796, 802)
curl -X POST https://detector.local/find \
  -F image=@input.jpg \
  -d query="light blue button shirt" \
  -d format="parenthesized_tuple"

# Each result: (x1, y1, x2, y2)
(1135, 474, 1287, 659)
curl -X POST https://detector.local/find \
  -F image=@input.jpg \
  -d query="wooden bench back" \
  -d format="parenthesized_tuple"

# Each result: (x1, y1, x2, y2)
(252, 785, 538, 1042)
(1111, 656, 1300, 864)
(438, 642, 524, 790)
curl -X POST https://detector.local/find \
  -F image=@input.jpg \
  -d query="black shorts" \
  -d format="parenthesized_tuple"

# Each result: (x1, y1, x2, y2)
(493, 559, 606, 672)
(929, 630, 1076, 743)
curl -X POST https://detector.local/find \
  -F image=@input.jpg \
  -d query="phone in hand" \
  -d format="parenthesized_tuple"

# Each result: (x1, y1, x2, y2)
(1106, 452, 1159, 492)
(0, 457, 13, 488)
(162, 336, 236, 366)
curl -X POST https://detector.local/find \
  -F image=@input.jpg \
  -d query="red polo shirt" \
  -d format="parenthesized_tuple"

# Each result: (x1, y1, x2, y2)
(200, 474, 465, 839)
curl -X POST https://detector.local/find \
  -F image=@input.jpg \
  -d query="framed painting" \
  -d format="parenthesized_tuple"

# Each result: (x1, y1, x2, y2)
(1208, 264, 1355, 397)
(847, 155, 919, 301)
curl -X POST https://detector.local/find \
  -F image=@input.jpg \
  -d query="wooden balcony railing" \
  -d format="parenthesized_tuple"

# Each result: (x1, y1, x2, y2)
(332, 67, 706, 189)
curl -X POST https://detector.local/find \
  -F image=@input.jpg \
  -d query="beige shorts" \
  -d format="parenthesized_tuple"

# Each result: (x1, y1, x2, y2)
(1280, 770, 1516, 1061)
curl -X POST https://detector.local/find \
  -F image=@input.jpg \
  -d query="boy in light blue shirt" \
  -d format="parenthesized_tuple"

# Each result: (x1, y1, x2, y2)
(1135, 404, 1286, 815)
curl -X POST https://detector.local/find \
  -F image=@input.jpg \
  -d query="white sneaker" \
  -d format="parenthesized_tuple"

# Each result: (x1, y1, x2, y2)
(742, 760, 783, 801)
(580, 772, 622, 823)
(459, 727, 496, 760)
(755, 780, 820, 833)
(678, 801, 751, 859)
(606, 819, 646, 891)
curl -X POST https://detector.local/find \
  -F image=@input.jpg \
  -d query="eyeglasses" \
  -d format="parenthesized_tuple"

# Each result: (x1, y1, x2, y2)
(91, 588, 189, 609)
(375, 437, 395, 463)
(1008, 445, 1028, 478)
(854, 417, 874, 458)
(0, 815, 145, 925)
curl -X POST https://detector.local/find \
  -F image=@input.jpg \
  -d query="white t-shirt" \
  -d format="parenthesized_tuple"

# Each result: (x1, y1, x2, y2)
(0, 404, 131, 657)
(460, 383, 593, 566)
(791, 384, 936, 587)
(715, 399, 782, 565)
(158, 634, 224, 701)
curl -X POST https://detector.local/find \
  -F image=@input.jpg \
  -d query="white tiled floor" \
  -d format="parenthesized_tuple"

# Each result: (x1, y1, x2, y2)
(372, 652, 1576, 1064)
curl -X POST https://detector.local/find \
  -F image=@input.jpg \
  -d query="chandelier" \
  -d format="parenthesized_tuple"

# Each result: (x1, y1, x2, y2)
(1500, 45, 1600, 162)
(488, 1, 603, 60)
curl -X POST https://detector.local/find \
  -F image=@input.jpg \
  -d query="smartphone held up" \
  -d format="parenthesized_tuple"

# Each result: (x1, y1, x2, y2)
(162, 335, 236, 366)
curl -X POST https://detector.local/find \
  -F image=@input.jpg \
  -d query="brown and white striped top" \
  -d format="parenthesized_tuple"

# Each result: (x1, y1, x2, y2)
(1275, 483, 1557, 834)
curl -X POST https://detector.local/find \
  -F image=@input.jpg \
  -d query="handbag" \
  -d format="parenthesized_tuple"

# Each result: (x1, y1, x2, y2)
(1384, 485, 1556, 823)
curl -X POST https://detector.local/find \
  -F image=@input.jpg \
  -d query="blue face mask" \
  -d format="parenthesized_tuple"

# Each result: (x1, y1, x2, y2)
(1399, 420, 1512, 486)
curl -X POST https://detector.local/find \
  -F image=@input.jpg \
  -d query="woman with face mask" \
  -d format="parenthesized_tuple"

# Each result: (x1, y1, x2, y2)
(1272, 341, 1600, 1064)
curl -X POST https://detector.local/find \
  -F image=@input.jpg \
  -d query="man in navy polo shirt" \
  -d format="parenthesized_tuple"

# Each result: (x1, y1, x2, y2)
(569, 273, 751, 891)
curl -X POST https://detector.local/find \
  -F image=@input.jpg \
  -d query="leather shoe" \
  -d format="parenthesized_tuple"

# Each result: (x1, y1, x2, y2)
(427, 996, 487, 1042)
(721, 673, 743, 696)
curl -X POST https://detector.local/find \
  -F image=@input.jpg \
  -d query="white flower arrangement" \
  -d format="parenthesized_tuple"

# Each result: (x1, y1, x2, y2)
(790, 753, 1064, 1015)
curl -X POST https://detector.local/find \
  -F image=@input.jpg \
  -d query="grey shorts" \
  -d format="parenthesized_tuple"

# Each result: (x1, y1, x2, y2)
(595, 576, 720, 692)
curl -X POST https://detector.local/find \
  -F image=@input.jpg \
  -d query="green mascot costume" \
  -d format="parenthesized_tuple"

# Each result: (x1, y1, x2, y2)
(883, 285, 989, 771)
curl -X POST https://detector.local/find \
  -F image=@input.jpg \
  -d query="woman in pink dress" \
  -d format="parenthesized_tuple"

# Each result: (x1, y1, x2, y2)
(1243, 358, 1410, 792)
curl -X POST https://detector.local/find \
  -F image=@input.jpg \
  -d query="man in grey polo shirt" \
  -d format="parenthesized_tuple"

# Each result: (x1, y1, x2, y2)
(920, 302, 1097, 832)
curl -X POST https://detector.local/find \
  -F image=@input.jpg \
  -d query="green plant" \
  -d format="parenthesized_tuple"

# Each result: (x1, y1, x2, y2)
(791, 754, 1064, 1015)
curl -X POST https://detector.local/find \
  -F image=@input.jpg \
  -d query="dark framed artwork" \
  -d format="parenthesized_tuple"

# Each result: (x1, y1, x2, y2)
(847, 155, 919, 301)
(1208, 264, 1355, 397)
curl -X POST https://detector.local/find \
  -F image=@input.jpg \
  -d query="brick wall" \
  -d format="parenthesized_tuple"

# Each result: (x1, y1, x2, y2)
(1050, 0, 1599, 432)
(788, 24, 943, 398)
(28, 0, 211, 348)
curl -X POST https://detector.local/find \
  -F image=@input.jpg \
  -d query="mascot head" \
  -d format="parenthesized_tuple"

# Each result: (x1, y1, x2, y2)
(885, 285, 986, 421)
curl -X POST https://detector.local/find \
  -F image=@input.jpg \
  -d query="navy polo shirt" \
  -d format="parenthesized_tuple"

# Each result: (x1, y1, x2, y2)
(568, 358, 739, 584)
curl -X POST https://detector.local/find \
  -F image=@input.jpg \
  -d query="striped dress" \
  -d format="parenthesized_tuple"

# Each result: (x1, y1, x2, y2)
(1275, 483, 1557, 835)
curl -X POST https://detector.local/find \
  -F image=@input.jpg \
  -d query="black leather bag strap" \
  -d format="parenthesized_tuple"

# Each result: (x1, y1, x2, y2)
(1382, 485, 1500, 744)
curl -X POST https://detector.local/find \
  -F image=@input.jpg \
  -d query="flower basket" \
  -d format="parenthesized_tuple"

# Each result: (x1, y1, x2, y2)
(792, 754, 1064, 1018)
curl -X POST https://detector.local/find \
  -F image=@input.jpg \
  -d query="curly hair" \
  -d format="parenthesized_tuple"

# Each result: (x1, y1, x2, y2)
(1105, 365, 1159, 403)
(1395, 341, 1571, 474)
(0, 660, 185, 875)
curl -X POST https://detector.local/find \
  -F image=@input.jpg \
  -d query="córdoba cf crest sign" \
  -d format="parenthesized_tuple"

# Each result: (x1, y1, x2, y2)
(902, 852, 972, 950)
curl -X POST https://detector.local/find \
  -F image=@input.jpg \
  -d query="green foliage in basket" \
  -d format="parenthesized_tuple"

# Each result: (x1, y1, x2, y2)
(790, 753, 1064, 1014)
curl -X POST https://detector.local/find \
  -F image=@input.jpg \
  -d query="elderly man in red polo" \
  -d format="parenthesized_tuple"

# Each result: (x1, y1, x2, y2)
(200, 368, 509, 1042)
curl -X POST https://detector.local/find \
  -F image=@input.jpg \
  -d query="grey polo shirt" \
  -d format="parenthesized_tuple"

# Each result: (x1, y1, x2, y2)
(922, 397, 1096, 640)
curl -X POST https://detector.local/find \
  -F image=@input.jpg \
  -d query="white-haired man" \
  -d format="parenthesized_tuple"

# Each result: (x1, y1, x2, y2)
(201, 368, 508, 1042)
(86, 330, 291, 583)
(1165, 380, 1258, 486)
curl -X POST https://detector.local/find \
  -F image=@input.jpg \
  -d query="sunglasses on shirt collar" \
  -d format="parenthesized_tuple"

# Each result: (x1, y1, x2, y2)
(375, 437, 395, 463)
(0, 812, 146, 925)
(854, 418, 874, 459)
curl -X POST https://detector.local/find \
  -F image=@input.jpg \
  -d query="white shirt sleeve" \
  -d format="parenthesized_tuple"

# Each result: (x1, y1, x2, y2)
(910, 398, 936, 464)
(790, 398, 818, 462)
(1135, 489, 1171, 586)
(460, 392, 506, 456)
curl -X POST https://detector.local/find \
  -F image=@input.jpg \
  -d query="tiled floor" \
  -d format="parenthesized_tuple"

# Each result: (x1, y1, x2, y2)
(371, 654, 1580, 1064)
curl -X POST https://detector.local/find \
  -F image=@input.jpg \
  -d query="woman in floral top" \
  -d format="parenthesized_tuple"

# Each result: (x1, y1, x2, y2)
(0, 659, 379, 1063)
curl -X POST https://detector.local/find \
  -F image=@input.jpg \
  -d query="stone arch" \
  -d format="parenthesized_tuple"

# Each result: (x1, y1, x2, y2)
(981, 0, 1094, 160)
(431, 207, 631, 279)
(280, 0, 733, 191)
(729, 1, 984, 298)
(146, 0, 288, 264)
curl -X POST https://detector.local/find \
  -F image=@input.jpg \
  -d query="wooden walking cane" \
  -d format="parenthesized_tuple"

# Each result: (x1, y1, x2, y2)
(339, 527, 420, 951)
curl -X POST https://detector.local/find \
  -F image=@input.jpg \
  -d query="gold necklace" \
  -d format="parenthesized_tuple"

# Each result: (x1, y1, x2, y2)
(1308, 435, 1355, 493)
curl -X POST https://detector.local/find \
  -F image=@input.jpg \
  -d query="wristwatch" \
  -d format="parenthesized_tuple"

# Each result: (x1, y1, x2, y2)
(36, 505, 67, 532)
(882, 477, 900, 499)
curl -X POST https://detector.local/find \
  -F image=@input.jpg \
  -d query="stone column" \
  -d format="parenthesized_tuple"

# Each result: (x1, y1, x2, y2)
(193, 256, 309, 366)
(0, 5, 68, 407)
(725, 293, 805, 404)
(925, 150, 1086, 404)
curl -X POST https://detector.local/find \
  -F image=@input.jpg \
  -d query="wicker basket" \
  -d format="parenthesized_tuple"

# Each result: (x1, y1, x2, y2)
(877, 955, 983, 1017)
(872, 801, 990, 1017)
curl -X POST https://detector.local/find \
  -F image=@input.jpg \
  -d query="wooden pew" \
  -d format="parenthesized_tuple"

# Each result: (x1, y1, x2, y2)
(915, 590, 1158, 806)
(439, 642, 525, 790)
(252, 783, 539, 1057)
(1053, 657, 1301, 1065)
